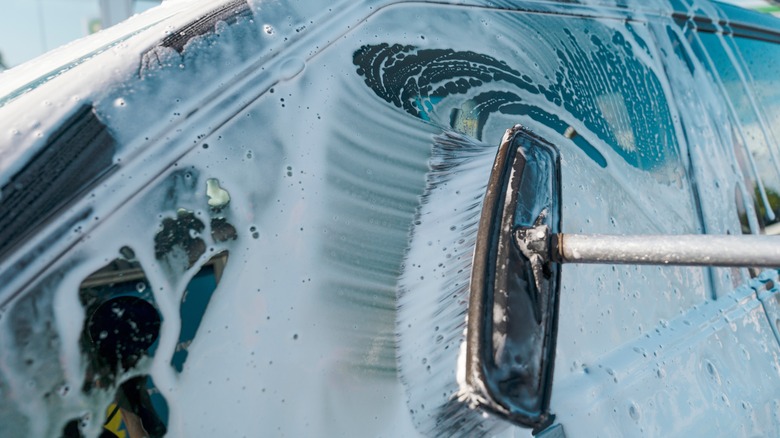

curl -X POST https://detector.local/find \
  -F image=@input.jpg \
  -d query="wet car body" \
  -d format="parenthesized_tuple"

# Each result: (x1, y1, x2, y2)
(1, 0, 780, 436)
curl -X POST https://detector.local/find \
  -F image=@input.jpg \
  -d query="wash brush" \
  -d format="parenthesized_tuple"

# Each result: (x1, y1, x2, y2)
(397, 124, 780, 437)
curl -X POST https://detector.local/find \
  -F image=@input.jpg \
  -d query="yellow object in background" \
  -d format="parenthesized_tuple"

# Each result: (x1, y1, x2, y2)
(103, 403, 127, 438)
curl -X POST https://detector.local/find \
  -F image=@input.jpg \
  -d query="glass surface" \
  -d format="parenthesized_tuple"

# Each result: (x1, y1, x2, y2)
(698, 31, 780, 230)
(734, 35, 780, 190)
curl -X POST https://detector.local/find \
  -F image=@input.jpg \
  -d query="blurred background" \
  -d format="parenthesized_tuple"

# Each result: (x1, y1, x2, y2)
(0, 0, 161, 70)
(0, 0, 777, 71)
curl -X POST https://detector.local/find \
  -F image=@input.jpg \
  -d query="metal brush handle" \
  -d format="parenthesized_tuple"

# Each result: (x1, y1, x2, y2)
(517, 226, 780, 268)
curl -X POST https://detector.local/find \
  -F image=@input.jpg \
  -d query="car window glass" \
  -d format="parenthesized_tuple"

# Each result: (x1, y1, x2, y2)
(733, 35, 780, 233)
(735, 37, 780, 149)
(697, 31, 780, 231)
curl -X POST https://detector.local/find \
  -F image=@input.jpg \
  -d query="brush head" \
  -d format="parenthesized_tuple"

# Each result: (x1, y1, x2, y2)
(397, 129, 507, 436)
(462, 125, 562, 432)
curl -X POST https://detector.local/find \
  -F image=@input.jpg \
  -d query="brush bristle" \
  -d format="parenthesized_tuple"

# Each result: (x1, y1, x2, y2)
(397, 130, 507, 437)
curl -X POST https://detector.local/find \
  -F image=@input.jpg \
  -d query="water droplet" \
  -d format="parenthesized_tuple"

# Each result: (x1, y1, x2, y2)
(628, 402, 640, 421)
(705, 359, 722, 385)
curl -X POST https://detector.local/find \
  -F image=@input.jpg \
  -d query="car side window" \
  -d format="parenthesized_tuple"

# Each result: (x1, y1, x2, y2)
(695, 28, 780, 233)
(731, 35, 780, 232)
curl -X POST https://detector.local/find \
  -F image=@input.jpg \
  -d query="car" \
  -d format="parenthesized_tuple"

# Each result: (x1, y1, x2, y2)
(1, 0, 780, 436)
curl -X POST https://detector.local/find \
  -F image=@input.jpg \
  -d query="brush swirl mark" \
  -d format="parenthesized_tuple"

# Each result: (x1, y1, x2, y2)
(353, 36, 678, 172)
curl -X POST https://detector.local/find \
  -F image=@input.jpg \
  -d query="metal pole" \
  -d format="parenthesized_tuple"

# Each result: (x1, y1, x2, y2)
(555, 233, 780, 268)
(99, 0, 135, 28)
(36, 0, 48, 53)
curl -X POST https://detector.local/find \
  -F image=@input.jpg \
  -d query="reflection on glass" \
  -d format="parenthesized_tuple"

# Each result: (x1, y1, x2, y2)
(154, 208, 207, 271)
(75, 248, 168, 438)
(171, 251, 228, 372)
(698, 32, 780, 230)
(734, 35, 780, 233)
(734, 36, 780, 157)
